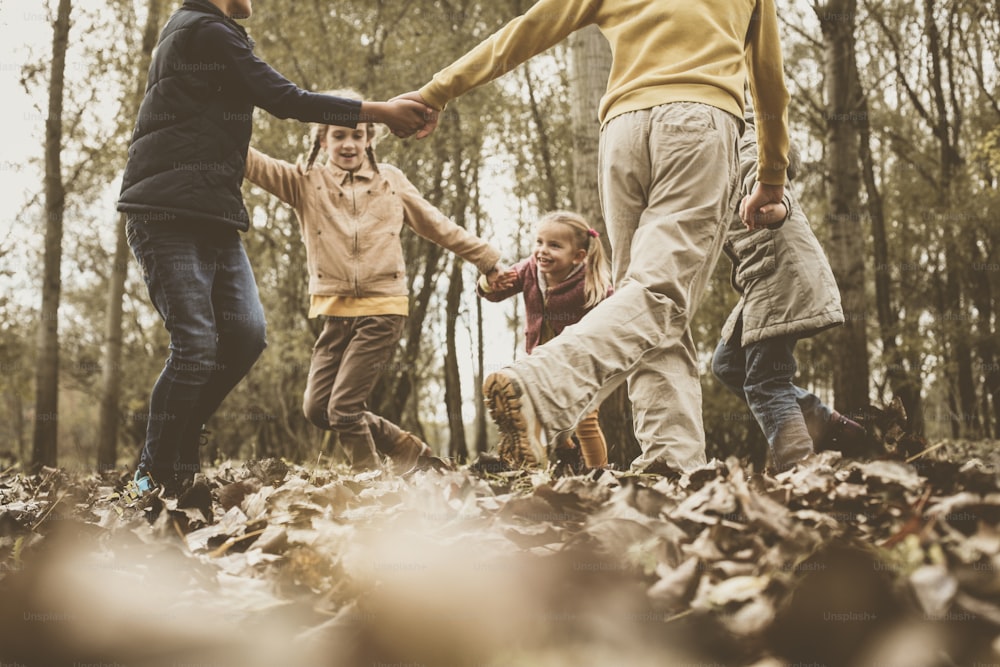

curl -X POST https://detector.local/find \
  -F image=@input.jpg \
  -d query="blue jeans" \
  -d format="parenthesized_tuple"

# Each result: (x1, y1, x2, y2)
(126, 218, 267, 486)
(711, 316, 832, 469)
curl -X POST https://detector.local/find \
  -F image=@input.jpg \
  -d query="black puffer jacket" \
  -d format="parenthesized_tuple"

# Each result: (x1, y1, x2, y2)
(118, 0, 360, 230)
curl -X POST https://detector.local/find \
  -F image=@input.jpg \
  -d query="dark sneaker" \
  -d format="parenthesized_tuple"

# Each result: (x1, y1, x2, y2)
(552, 440, 586, 477)
(817, 411, 869, 457)
(176, 477, 214, 523)
(483, 370, 547, 468)
(638, 458, 683, 480)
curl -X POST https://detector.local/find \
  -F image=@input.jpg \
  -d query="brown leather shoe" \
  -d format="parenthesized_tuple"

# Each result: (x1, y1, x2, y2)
(817, 410, 869, 458)
(385, 431, 432, 475)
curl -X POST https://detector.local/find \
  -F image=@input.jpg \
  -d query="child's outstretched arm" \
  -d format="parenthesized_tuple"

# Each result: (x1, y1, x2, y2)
(244, 147, 303, 209)
(390, 165, 502, 273)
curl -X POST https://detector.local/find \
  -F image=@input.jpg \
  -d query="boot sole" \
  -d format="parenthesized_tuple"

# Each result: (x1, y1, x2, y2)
(483, 372, 547, 468)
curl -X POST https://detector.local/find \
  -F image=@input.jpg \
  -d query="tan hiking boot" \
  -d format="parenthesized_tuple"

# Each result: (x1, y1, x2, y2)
(483, 370, 547, 468)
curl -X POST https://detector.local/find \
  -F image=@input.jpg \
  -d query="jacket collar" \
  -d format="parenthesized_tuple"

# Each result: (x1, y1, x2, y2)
(183, 0, 227, 19)
(182, 0, 252, 43)
(323, 161, 378, 186)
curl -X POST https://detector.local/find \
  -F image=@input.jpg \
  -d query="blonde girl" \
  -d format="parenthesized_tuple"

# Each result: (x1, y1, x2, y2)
(245, 89, 507, 472)
(478, 211, 613, 469)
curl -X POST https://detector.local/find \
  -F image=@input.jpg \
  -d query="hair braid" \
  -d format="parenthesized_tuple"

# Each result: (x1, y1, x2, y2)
(366, 143, 380, 174)
(304, 128, 324, 173)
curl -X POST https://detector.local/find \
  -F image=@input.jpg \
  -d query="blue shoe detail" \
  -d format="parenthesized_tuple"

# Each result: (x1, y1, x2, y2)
(133, 470, 156, 494)
(118, 470, 157, 506)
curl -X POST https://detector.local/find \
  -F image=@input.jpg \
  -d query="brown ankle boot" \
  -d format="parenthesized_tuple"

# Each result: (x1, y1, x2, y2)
(385, 431, 432, 474)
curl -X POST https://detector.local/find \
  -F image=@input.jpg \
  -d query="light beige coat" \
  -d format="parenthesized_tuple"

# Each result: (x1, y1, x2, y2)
(245, 148, 501, 297)
(721, 115, 844, 346)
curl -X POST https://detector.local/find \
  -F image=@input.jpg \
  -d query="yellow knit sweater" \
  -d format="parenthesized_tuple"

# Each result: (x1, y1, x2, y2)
(419, 0, 789, 185)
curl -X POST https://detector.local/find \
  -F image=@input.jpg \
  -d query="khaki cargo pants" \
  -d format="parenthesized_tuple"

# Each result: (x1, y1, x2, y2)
(509, 102, 742, 471)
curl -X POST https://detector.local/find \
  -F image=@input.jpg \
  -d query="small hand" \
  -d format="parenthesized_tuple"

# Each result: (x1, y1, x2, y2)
(740, 199, 787, 230)
(740, 182, 786, 230)
(391, 91, 439, 139)
(486, 268, 516, 291)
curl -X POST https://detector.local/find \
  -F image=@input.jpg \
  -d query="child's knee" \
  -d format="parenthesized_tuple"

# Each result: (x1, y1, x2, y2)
(302, 396, 328, 429)
(710, 350, 726, 381)
(328, 406, 366, 433)
(711, 346, 742, 389)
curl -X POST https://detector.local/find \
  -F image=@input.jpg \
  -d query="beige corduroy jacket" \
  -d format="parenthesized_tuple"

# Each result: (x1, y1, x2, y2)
(245, 148, 501, 298)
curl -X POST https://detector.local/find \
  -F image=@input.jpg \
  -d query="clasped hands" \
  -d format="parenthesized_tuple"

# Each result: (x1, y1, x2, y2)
(369, 91, 439, 139)
(484, 266, 517, 292)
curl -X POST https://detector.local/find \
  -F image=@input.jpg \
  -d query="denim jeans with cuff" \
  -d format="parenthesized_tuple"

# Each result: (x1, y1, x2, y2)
(711, 315, 832, 470)
(126, 217, 267, 487)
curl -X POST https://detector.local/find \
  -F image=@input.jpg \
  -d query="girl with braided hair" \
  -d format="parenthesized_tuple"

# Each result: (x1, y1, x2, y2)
(245, 89, 510, 472)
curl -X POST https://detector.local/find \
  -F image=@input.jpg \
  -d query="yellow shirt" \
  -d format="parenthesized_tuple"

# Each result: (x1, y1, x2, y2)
(309, 295, 410, 318)
(419, 0, 789, 185)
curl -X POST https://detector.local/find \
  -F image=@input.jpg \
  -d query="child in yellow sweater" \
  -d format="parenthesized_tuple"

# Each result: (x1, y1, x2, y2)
(395, 0, 792, 473)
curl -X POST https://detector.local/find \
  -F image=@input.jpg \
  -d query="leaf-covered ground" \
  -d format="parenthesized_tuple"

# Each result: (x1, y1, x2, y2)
(2, 442, 1000, 667)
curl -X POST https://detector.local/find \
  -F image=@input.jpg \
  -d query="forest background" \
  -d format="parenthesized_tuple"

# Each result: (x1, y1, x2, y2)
(1, 0, 998, 473)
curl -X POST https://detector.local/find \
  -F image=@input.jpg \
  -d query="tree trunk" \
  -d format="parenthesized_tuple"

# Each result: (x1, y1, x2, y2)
(99, 0, 165, 473)
(444, 256, 468, 461)
(32, 0, 72, 470)
(97, 218, 129, 472)
(923, 0, 980, 437)
(523, 63, 558, 211)
(12, 393, 26, 464)
(979, 284, 1000, 437)
(569, 25, 609, 240)
(473, 202, 489, 456)
(817, 0, 871, 414)
(859, 95, 925, 434)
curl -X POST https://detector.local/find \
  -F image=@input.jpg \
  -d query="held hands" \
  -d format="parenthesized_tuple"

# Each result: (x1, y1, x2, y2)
(362, 99, 436, 138)
(739, 182, 786, 230)
(389, 91, 440, 139)
(485, 267, 517, 292)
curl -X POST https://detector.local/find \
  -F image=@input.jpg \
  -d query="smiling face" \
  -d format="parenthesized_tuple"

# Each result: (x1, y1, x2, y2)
(533, 220, 586, 284)
(321, 124, 371, 172)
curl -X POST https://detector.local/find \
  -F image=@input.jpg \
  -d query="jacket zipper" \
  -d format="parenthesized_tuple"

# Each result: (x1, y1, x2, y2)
(349, 172, 361, 297)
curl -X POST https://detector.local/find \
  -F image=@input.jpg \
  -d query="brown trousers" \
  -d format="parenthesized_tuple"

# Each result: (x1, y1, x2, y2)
(302, 315, 412, 468)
